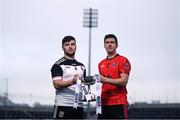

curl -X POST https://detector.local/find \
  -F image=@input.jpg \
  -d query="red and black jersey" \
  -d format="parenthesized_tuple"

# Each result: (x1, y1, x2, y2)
(98, 54, 131, 105)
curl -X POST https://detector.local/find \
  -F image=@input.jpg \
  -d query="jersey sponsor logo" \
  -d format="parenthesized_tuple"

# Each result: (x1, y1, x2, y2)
(63, 66, 71, 73)
(112, 62, 117, 67)
(60, 65, 70, 70)
(64, 66, 70, 69)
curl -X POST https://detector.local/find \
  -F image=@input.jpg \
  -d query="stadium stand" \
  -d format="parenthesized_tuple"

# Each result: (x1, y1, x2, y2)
(0, 105, 53, 119)
(1, 95, 180, 119)
(128, 102, 180, 119)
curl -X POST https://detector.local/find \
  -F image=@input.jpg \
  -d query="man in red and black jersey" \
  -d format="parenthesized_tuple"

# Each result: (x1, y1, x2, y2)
(98, 34, 131, 119)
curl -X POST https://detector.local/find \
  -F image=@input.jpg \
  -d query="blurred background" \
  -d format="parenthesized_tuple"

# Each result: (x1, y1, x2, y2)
(0, 0, 180, 119)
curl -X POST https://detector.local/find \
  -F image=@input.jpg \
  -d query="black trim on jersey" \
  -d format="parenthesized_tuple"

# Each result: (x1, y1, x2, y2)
(106, 54, 119, 60)
(51, 57, 86, 78)
(51, 64, 62, 78)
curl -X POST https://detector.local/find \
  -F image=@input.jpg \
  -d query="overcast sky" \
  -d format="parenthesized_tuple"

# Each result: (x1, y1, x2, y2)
(0, 0, 180, 105)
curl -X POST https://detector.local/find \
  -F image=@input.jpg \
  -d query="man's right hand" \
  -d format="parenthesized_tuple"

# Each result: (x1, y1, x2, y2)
(72, 74, 79, 84)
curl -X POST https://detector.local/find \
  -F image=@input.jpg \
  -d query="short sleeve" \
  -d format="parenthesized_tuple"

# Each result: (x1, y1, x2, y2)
(119, 58, 131, 75)
(50, 64, 63, 78)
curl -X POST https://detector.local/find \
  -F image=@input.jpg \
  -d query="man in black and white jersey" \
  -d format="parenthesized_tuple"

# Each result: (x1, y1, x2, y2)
(51, 36, 86, 119)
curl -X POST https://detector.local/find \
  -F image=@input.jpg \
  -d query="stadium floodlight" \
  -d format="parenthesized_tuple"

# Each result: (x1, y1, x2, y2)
(83, 8, 98, 76)
(83, 8, 98, 119)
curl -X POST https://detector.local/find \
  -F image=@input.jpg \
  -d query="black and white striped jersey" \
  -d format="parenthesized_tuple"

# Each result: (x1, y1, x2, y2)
(51, 57, 86, 107)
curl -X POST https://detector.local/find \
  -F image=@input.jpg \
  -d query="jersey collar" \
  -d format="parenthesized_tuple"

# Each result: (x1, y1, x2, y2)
(106, 54, 119, 60)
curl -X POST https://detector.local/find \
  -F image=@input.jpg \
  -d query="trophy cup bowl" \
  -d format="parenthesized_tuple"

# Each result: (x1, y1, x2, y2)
(83, 76, 96, 85)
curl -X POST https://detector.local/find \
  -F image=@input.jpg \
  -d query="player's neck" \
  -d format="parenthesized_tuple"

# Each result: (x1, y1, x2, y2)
(107, 52, 117, 59)
(64, 55, 75, 60)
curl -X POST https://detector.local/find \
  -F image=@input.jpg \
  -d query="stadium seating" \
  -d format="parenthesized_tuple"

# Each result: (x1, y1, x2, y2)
(0, 103, 180, 119)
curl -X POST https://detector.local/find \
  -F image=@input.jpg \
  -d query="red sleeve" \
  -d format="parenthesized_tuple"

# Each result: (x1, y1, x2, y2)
(98, 62, 102, 75)
(119, 57, 131, 75)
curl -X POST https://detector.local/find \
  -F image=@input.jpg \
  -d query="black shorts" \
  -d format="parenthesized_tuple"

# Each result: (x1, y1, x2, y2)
(97, 104, 128, 119)
(53, 106, 84, 119)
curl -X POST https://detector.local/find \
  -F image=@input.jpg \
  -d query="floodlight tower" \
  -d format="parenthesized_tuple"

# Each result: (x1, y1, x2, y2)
(83, 8, 98, 119)
(83, 8, 98, 76)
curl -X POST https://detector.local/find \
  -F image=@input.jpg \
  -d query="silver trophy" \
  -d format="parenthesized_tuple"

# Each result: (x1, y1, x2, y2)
(82, 76, 96, 85)
(81, 75, 100, 102)
(81, 74, 102, 115)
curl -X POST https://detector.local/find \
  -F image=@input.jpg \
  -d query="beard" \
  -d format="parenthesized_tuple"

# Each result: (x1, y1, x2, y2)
(64, 51, 75, 57)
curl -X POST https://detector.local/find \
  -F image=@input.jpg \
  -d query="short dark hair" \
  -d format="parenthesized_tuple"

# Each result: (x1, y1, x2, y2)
(104, 34, 118, 45)
(62, 36, 76, 45)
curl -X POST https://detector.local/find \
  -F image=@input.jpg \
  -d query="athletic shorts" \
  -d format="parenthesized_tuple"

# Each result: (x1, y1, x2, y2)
(97, 104, 128, 119)
(53, 106, 84, 119)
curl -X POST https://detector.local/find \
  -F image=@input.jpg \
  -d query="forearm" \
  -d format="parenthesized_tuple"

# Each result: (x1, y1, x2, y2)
(100, 73, 129, 87)
(53, 79, 76, 89)
(104, 77, 127, 86)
